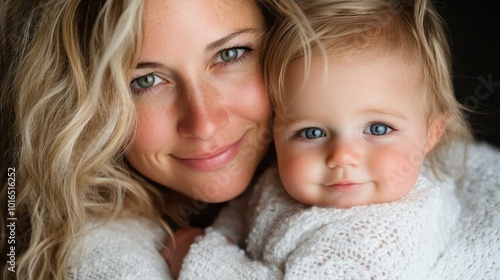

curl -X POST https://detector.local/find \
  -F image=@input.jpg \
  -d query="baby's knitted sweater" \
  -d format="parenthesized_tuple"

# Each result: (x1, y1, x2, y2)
(426, 142, 500, 279)
(179, 168, 460, 279)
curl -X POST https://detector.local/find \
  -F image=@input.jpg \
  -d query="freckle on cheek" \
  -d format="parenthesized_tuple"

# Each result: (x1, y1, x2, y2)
(133, 125, 159, 151)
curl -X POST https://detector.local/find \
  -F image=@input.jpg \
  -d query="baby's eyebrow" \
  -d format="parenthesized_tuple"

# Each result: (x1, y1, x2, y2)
(278, 115, 303, 125)
(278, 118, 313, 129)
(363, 108, 408, 120)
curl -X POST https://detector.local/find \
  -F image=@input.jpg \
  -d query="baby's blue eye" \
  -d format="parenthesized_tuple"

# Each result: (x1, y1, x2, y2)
(298, 128, 326, 139)
(365, 123, 392, 135)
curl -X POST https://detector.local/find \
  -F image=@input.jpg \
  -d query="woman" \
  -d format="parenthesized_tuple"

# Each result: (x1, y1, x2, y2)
(0, 0, 274, 279)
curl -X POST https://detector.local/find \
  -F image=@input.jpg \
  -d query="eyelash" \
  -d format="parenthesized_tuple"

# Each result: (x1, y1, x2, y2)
(214, 44, 253, 67)
(369, 120, 395, 129)
(130, 72, 165, 96)
(365, 121, 397, 135)
(290, 127, 325, 140)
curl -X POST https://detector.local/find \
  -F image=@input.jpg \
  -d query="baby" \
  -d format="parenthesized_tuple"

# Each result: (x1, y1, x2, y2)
(170, 0, 473, 278)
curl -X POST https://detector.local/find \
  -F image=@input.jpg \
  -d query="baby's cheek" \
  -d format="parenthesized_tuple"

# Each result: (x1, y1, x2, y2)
(374, 148, 423, 193)
(278, 153, 311, 193)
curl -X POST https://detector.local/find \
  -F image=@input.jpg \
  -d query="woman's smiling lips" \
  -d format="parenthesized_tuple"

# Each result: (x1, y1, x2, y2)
(172, 136, 245, 172)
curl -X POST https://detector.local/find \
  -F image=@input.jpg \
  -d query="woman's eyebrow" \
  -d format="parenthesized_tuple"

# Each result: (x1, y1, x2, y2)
(134, 29, 257, 70)
(135, 61, 164, 69)
(205, 28, 256, 51)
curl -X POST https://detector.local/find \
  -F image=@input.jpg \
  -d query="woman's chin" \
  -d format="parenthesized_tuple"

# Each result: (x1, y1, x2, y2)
(194, 182, 247, 203)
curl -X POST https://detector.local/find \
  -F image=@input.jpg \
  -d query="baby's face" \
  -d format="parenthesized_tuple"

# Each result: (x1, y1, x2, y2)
(273, 49, 441, 208)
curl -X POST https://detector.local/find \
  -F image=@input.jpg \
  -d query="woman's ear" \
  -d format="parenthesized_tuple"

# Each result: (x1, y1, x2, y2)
(424, 116, 447, 154)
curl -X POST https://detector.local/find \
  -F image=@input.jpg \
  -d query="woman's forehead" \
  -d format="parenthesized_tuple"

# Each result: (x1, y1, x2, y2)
(143, 0, 259, 24)
(140, 0, 264, 62)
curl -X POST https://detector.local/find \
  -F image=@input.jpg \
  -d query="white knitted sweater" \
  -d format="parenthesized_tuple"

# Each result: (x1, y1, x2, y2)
(68, 217, 171, 280)
(179, 169, 459, 279)
(426, 142, 500, 279)
(179, 142, 500, 279)
(66, 142, 500, 279)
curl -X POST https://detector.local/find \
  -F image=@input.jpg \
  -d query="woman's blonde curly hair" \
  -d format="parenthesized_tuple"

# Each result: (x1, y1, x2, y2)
(0, 0, 173, 279)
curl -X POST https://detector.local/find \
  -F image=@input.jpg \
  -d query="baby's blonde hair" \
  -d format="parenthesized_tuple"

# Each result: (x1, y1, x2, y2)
(263, 0, 472, 169)
(0, 0, 172, 279)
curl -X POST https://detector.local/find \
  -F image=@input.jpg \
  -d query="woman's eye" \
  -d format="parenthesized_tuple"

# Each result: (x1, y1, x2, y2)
(298, 128, 326, 139)
(130, 74, 165, 90)
(364, 123, 393, 136)
(216, 48, 247, 63)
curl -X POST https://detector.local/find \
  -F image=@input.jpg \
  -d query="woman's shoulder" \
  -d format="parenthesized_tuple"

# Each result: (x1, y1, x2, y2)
(68, 216, 172, 280)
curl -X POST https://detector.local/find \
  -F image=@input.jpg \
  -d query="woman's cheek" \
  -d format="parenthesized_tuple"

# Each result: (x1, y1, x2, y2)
(234, 67, 269, 114)
(131, 102, 175, 152)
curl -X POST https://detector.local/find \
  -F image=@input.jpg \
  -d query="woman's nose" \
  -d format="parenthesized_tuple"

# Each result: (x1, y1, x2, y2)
(325, 138, 361, 168)
(177, 80, 229, 140)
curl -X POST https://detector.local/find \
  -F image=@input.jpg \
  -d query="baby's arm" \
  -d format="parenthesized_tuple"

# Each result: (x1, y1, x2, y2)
(163, 227, 204, 279)
(209, 190, 251, 246)
(178, 228, 282, 280)
(167, 190, 267, 279)
(163, 224, 242, 278)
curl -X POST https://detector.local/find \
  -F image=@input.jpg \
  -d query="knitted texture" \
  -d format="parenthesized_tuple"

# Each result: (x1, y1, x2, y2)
(66, 142, 500, 279)
(426, 142, 500, 279)
(252, 169, 458, 279)
(68, 217, 171, 280)
(180, 168, 461, 279)
(180, 142, 500, 279)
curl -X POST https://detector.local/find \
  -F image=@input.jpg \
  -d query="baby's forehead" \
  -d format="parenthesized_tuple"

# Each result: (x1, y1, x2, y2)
(284, 49, 431, 113)
(288, 46, 425, 83)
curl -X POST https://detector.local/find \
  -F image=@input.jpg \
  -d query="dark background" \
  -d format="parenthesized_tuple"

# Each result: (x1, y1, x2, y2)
(437, 1, 500, 148)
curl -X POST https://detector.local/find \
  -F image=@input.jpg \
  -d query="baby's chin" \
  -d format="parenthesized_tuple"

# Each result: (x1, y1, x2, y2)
(299, 193, 409, 209)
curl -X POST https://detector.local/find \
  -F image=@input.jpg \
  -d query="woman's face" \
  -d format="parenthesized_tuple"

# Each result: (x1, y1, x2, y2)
(126, 0, 271, 202)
